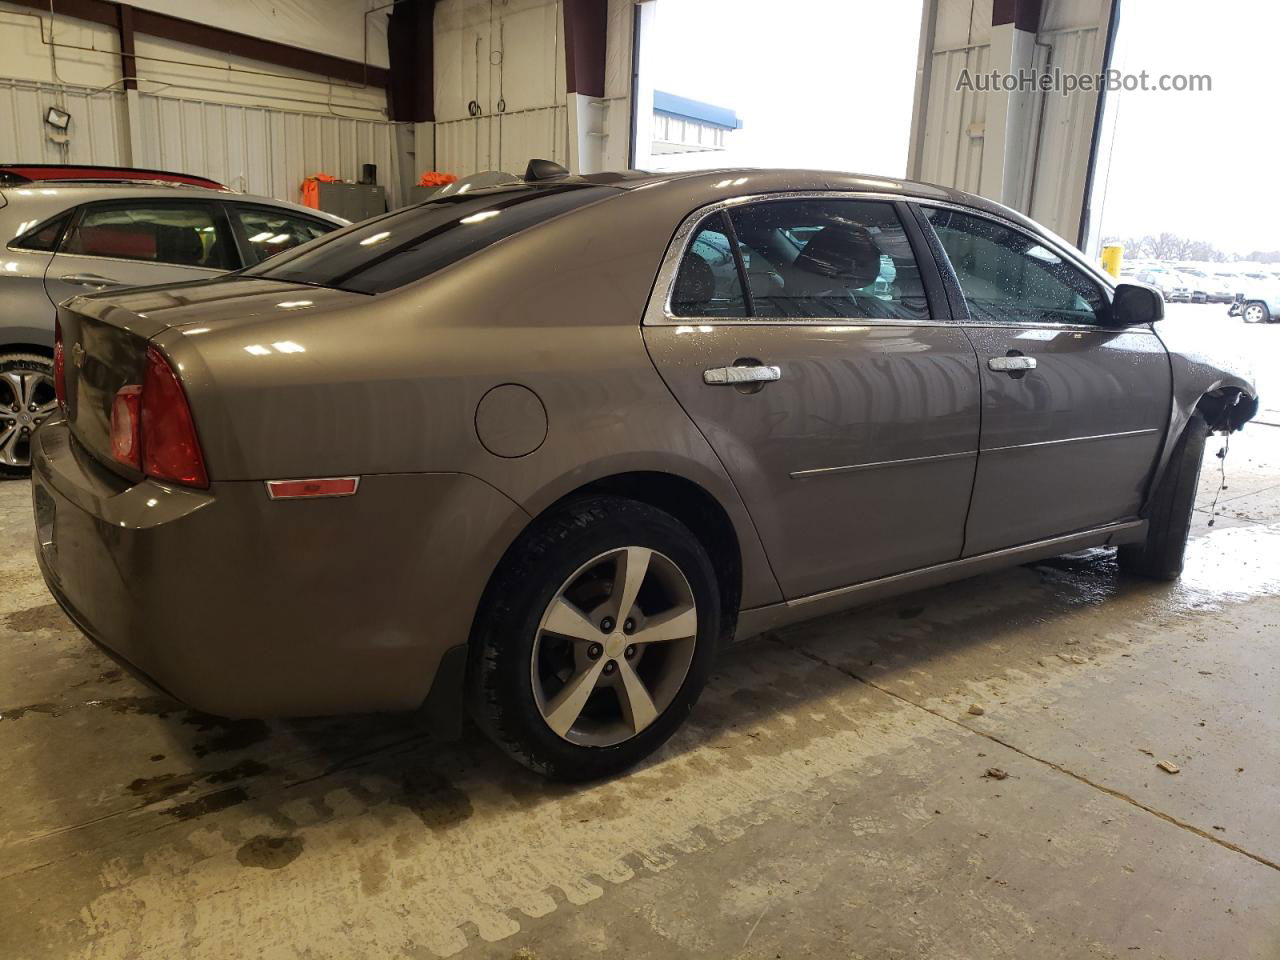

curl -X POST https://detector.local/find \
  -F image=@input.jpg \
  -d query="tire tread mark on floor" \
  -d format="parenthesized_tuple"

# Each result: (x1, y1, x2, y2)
(771, 634, 1280, 874)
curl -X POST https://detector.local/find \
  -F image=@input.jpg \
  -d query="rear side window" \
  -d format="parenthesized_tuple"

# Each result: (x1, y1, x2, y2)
(670, 213, 747, 317)
(232, 205, 334, 265)
(62, 203, 230, 269)
(669, 198, 930, 321)
(244, 185, 615, 294)
(730, 199, 929, 320)
(10, 211, 71, 251)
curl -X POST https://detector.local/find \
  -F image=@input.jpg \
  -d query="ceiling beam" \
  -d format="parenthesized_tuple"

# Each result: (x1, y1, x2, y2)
(115, 2, 136, 91)
(563, 0, 607, 99)
(6, 0, 389, 88)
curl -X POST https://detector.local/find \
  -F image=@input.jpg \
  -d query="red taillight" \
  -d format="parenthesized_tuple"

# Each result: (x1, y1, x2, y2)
(53, 319, 67, 407)
(110, 385, 142, 468)
(140, 346, 208, 488)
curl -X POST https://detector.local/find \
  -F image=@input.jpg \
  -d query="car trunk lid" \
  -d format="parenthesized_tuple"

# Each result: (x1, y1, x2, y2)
(56, 278, 369, 478)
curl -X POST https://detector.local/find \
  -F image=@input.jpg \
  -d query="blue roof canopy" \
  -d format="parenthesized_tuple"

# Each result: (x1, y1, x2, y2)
(653, 91, 742, 130)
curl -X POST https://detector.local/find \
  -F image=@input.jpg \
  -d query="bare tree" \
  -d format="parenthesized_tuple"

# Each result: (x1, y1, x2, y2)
(1246, 249, 1280, 264)
(1105, 232, 1228, 262)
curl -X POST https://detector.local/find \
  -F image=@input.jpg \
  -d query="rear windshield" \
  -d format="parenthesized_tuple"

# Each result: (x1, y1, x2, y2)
(243, 184, 615, 294)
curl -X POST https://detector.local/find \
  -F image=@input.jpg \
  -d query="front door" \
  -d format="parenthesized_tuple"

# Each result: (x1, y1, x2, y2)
(43, 199, 233, 305)
(919, 205, 1171, 556)
(644, 196, 981, 600)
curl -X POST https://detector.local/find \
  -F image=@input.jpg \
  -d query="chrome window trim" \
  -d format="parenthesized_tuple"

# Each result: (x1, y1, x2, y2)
(643, 189, 1121, 331)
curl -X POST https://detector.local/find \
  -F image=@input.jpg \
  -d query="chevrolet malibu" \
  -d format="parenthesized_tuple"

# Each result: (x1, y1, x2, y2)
(31, 166, 1259, 780)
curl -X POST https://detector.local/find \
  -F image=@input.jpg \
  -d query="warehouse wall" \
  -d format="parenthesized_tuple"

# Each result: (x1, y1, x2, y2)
(424, 0, 634, 180)
(0, 0, 409, 206)
(909, 0, 1114, 248)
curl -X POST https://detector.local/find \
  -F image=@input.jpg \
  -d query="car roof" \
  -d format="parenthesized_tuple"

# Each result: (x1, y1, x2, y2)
(0, 163, 226, 190)
(602, 167, 1041, 227)
(0, 181, 347, 236)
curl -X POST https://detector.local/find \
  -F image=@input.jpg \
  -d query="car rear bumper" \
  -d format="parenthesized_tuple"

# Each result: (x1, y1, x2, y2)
(31, 418, 529, 718)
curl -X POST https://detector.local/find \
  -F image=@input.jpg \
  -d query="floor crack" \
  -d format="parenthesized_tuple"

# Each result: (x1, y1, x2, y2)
(770, 634, 1280, 874)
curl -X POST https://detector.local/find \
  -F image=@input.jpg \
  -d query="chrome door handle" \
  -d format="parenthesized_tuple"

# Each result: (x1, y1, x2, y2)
(703, 364, 782, 385)
(60, 273, 120, 288)
(988, 356, 1037, 372)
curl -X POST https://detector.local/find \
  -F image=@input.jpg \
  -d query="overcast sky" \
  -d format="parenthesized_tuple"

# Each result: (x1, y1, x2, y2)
(645, 0, 1278, 255)
(1096, 0, 1280, 254)
(643, 0, 923, 176)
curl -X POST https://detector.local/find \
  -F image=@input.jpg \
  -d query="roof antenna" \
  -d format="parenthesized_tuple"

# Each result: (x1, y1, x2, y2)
(525, 158, 570, 182)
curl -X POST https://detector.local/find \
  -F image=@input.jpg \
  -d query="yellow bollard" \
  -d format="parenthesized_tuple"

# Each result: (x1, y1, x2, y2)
(1100, 243, 1123, 278)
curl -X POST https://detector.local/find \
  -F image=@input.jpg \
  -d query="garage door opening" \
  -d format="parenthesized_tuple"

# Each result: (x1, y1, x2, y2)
(631, 0, 924, 176)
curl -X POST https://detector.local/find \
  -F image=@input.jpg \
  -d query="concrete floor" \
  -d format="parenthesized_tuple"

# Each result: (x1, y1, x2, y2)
(2, 310, 1279, 959)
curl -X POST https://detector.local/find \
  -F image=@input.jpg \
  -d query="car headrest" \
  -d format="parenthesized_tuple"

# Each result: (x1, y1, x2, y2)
(156, 224, 204, 265)
(672, 254, 716, 312)
(793, 224, 881, 288)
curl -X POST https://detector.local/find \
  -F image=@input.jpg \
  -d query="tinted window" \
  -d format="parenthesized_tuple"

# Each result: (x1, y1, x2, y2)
(233, 205, 334, 264)
(11, 212, 71, 251)
(62, 203, 229, 269)
(244, 184, 614, 294)
(727, 199, 929, 320)
(925, 207, 1105, 325)
(670, 213, 746, 317)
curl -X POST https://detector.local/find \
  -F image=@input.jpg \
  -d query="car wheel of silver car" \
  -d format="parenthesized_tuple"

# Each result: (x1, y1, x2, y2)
(1242, 301, 1270, 324)
(0, 353, 58, 477)
(469, 495, 720, 780)
(1119, 412, 1208, 580)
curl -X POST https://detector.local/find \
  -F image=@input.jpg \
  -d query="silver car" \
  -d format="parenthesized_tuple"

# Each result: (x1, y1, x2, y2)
(0, 164, 346, 474)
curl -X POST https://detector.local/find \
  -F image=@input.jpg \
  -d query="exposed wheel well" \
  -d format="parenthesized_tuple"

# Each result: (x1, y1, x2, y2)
(1196, 388, 1257, 432)
(555, 472, 744, 641)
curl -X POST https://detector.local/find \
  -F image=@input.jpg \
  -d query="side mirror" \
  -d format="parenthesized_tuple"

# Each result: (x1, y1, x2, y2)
(1110, 282, 1164, 326)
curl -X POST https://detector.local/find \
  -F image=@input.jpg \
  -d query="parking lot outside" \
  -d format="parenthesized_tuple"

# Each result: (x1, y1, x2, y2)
(1, 306, 1276, 959)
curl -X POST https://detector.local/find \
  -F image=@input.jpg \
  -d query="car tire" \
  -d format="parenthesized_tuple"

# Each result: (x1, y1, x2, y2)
(1242, 301, 1270, 324)
(1118, 413, 1209, 581)
(0, 352, 57, 478)
(468, 495, 721, 781)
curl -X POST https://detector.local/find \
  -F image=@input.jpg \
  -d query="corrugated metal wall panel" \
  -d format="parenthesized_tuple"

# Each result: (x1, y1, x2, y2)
(496, 106, 568, 173)
(133, 93, 406, 206)
(433, 107, 568, 178)
(911, 1, 1114, 246)
(1027, 26, 1102, 240)
(0, 80, 127, 166)
(921, 44, 990, 196)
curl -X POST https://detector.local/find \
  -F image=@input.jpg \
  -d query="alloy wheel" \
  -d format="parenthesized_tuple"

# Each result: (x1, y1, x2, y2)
(0, 368, 57, 469)
(1243, 304, 1266, 324)
(531, 546, 699, 747)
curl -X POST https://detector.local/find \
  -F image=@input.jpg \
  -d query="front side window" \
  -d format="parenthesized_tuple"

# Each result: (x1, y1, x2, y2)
(232, 205, 334, 265)
(670, 212, 746, 317)
(924, 207, 1105, 325)
(727, 199, 929, 321)
(61, 203, 229, 269)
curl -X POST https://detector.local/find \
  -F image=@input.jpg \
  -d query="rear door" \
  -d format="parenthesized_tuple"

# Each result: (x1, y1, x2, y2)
(644, 195, 982, 600)
(44, 198, 236, 304)
(918, 205, 1171, 555)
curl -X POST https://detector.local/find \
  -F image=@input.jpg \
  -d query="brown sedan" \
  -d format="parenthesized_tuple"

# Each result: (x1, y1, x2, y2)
(31, 166, 1259, 780)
